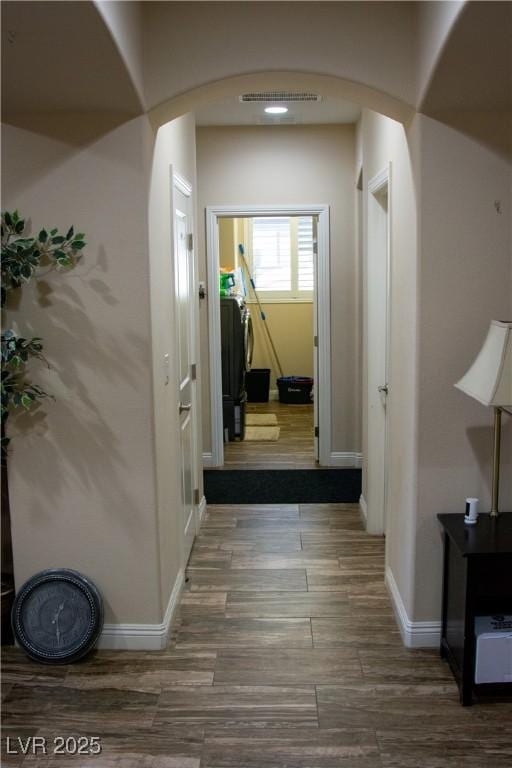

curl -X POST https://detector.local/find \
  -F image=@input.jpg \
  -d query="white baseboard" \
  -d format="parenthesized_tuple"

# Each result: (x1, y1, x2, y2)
(202, 452, 214, 467)
(98, 568, 185, 651)
(385, 566, 441, 649)
(328, 451, 363, 468)
(197, 494, 207, 525)
(359, 494, 368, 526)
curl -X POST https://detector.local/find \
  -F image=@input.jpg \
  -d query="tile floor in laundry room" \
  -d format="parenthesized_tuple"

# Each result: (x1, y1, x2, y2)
(2, 502, 512, 767)
(223, 402, 317, 469)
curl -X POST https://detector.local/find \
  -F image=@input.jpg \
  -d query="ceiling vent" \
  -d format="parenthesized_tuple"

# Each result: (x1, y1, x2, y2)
(258, 115, 299, 125)
(240, 92, 321, 103)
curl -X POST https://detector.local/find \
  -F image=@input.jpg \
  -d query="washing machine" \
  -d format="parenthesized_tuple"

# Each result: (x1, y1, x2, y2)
(220, 296, 253, 439)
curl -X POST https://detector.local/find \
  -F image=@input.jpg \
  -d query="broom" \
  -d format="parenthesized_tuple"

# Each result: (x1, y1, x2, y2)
(238, 244, 284, 379)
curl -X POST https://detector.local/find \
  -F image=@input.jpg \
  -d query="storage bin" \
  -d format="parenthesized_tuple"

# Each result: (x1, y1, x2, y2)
(474, 615, 512, 684)
(277, 376, 314, 404)
(246, 368, 271, 402)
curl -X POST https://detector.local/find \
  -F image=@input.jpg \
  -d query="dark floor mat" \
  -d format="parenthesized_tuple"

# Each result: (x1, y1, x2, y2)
(203, 469, 362, 504)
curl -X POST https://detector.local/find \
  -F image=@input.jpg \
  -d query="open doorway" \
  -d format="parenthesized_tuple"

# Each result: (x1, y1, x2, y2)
(222, 214, 315, 468)
(206, 205, 331, 469)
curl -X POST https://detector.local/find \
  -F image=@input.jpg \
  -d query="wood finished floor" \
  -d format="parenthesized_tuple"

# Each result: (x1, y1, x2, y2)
(223, 402, 317, 469)
(3, 503, 512, 767)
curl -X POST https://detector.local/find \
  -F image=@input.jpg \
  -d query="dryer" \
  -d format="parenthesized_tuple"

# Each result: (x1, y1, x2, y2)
(220, 296, 253, 400)
(220, 296, 253, 440)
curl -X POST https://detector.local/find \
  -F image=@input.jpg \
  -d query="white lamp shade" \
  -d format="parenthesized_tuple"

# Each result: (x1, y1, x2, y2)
(455, 320, 512, 407)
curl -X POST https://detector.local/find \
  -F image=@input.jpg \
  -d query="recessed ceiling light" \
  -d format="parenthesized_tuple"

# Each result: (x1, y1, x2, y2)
(264, 106, 288, 115)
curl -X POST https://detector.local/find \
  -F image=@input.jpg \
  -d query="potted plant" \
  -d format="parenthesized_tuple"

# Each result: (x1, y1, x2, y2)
(1, 210, 86, 642)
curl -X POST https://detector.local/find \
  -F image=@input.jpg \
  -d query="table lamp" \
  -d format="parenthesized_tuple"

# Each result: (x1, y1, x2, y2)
(454, 320, 512, 517)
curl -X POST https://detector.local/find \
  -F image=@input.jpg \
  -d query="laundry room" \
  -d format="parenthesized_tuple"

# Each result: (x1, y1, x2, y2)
(218, 214, 316, 467)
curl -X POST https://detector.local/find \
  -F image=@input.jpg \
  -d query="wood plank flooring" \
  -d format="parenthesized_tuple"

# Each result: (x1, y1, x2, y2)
(223, 402, 316, 469)
(3, 503, 512, 767)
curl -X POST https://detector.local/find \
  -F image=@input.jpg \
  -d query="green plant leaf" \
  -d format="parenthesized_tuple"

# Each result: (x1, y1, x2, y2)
(71, 240, 85, 250)
(4, 212, 12, 226)
(21, 394, 32, 409)
(38, 229, 48, 243)
(66, 226, 74, 239)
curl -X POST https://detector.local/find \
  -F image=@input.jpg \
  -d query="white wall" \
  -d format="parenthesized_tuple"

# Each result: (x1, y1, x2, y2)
(357, 109, 419, 619)
(2, 117, 162, 625)
(414, 114, 512, 622)
(196, 124, 359, 458)
(148, 113, 200, 611)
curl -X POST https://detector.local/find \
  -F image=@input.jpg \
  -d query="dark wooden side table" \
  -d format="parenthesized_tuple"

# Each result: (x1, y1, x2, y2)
(437, 512, 512, 705)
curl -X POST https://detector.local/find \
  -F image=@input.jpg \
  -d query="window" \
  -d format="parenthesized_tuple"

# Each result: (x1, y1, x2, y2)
(248, 216, 315, 301)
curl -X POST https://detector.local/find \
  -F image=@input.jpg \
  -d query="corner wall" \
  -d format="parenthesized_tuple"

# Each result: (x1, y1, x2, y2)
(148, 113, 200, 614)
(415, 114, 512, 622)
(1, 117, 162, 625)
(357, 109, 419, 620)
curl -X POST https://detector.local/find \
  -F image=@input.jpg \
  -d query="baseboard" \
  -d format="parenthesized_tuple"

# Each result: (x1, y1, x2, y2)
(269, 389, 279, 401)
(202, 452, 214, 467)
(197, 494, 207, 525)
(359, 494, 368, 526)
(329, 451, 363, 468)
(98, 568, 185, 650)
(385, 566, 441, 649)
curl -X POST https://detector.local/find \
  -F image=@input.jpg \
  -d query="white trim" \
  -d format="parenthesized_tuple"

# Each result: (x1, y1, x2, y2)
(206, 204, 331, 467)
(197, 494, 207, 525)
(385, 566, 441, 649)
(173, 172, 192, 197)
(202, 451, 214, 467)
(98, 569, 185, 651)
(328, 451, 363, 468)
(359, 494, 368, 526)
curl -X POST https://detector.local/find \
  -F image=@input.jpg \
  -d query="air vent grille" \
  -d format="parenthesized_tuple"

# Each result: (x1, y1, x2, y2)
(240, 92, 321, 103)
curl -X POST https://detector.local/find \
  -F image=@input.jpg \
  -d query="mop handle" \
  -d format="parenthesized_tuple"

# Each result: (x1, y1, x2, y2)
(238, 244, 284, 379)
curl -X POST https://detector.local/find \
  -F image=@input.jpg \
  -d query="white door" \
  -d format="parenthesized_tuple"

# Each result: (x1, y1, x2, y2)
(173, 175, 197, 567)
(367, 167, 390, 535)
(312, 215, 319, 461)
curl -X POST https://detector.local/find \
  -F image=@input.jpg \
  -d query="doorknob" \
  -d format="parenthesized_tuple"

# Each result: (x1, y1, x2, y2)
(378, 384, 389, 395)
(179, 403, 192, 413)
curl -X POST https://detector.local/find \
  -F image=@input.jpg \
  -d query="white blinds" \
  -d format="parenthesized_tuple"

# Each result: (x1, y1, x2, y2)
(297, 216, 314, 292)
(252, 217, 291, 291)
(251, 216, 314, 295)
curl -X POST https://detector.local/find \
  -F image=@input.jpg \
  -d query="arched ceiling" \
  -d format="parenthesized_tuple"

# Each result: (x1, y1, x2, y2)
(420, 1, 512, 114)
(419, 1, 512, 159)
(1, 0, 143, 137)
(2, 0, 509, 155)
(142, 0, 418, 123)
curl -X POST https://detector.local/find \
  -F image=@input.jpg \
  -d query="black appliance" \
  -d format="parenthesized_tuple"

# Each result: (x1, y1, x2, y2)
(220, 297, 253, 439)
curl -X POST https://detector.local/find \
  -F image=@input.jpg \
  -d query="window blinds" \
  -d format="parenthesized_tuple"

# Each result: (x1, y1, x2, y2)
(251, 216, 314, 295)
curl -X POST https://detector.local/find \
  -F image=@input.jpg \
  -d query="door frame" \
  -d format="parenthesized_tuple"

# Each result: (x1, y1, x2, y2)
(366, 165, 391, 535)
(206, 204, 331, 467)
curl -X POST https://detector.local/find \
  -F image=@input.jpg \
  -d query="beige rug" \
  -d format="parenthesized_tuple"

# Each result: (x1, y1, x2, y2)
(245, 413, 278, 426)
(244, 425, 280, 442)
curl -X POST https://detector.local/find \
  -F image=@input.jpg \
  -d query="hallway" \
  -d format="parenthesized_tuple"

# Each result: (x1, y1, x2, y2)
(3, 503, 512, 766)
